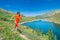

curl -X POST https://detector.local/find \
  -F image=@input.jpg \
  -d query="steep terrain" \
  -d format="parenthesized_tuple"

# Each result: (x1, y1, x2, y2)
(0, 8, 57, 40)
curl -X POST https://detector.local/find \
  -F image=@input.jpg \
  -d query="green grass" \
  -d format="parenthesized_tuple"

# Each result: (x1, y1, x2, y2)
(0, 21, 25, 40)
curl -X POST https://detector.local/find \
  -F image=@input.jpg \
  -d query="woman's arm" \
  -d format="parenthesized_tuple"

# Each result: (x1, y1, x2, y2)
(10, 15, 15, 20)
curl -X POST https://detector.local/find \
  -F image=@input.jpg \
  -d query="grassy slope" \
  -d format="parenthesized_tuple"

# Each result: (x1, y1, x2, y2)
(0, 21, 25, 40)
(0, 9, 57, 40)
(0, 9, 25, 40)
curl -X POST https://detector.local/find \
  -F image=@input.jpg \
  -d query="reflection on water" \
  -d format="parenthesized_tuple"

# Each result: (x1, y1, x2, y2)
(55, 23, 60, 28)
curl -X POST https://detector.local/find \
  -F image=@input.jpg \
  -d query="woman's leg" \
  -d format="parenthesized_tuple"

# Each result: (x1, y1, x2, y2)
(15, 23, 19, 30)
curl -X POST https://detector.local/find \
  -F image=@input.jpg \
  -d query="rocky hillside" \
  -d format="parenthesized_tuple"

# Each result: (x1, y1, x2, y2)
(36, 10, 60, 22)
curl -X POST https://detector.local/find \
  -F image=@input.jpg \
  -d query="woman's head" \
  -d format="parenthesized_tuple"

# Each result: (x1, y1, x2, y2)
(17, 12, 20, 16)
(17, 12, 20, 14)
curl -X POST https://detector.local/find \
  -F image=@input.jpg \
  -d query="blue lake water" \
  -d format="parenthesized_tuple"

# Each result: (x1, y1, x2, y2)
(22, 20, 60, 40)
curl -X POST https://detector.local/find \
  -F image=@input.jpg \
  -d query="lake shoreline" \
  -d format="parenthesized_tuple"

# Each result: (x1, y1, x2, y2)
(20, 19, 60, 24)
(20, 19, 40, 24)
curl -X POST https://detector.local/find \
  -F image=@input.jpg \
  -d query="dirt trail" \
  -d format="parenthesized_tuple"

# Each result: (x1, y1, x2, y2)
(19, 34, 30, 40)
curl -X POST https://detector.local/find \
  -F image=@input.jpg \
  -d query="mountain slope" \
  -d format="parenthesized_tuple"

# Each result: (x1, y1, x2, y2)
(0, 8, 57, 40)
(36, 10, 60, 22)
